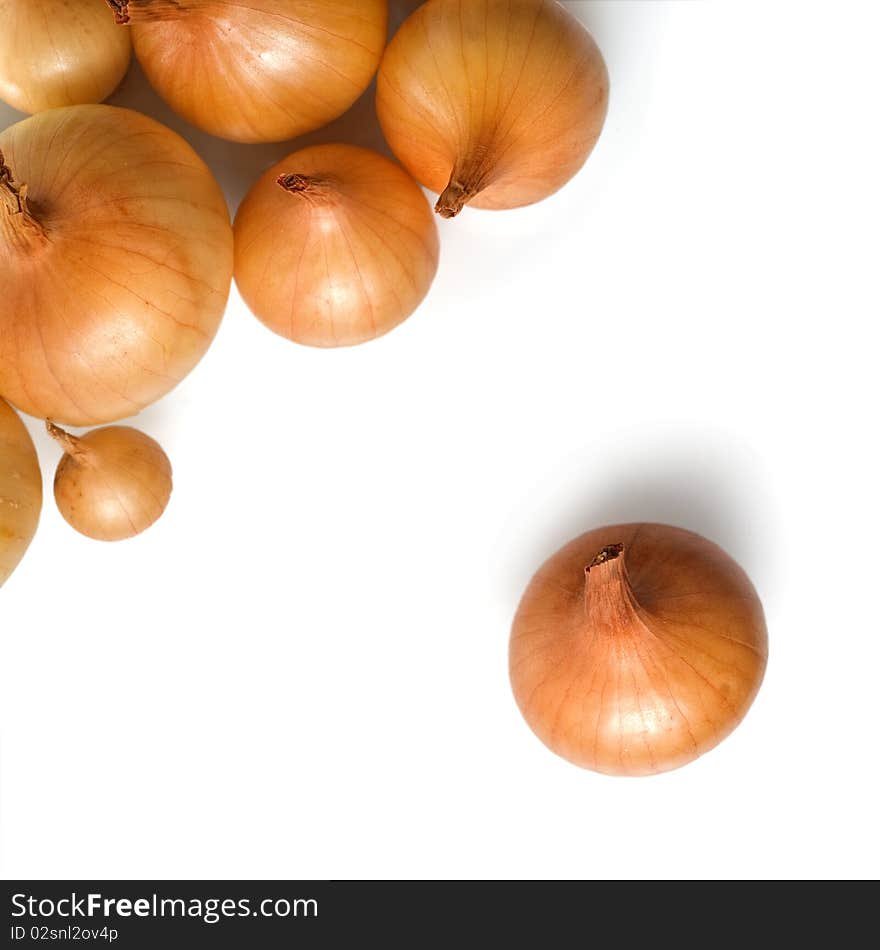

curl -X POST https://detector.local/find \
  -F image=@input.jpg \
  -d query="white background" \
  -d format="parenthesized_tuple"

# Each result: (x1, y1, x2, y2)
(2, 1, 878, 880)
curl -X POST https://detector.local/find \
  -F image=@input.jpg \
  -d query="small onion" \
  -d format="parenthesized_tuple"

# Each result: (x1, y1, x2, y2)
(510, 524, 768, 776)
(108, 0, 389, 144)
(377, 0, 609, 217)
(47, 421, 172, 541)
(234, 144, 439, 347)
(0, 397, 42, 586)
(0, 104, 233, 426)
(0, 0, 131, 113)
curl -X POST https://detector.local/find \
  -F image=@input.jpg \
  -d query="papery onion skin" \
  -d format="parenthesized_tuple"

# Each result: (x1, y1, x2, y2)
(377, 0, 609, 218)
(0, 0, 131, 113)
(234, 144, 439, 347)
(48, 421, 172, 541)
(110, 0, 389, 144)
(0, 105, 233, 426)
(509, 524, 768, 776)
(0, 398, 42, 586)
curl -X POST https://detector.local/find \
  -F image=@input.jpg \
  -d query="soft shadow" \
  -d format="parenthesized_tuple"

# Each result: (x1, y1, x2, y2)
(389, 0, 425, 30)
(572, 466, 758, 561)
(561, 0, 645, 52)
(510, 435, 774, 592)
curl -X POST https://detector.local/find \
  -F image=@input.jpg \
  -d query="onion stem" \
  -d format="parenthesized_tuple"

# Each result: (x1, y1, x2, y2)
(275, 174, 336, 203)
(435, 151, 494, 218)
(107, 1, 186, 24)
(106, 0, 130, 24)
(0, 151, 46, 246)
(435, 180, 475, 219)
(277, 174, 316, 195)
(583, 543, 644, 632)
(46, 422, 87, 460)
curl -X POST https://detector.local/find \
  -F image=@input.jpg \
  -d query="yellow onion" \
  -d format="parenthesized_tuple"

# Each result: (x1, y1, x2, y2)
(0, 104, 233, 426)
(108, 0, 389, 144)
(377, 0, 609, 217)
(47, 421, 172, 541)
(510, 524, 768, 776)
(0, 0, 131, 113)
(0, 398, 42, 586)
(234, 144, 439, 347)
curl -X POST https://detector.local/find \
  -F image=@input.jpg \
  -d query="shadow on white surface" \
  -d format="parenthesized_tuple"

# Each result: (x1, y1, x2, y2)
(505, 432, 773, 600)
(578, 457, 763, 562)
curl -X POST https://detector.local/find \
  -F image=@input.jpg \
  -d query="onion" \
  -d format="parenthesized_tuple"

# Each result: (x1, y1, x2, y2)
(0, 104, 233, 426)
(509, 524, 768, 776)
(0, 398, 42, 586)
(108, 0, 389, 144)
(234, 144, 439, 347)
(0, 0, 131, 113)
(377, 0, 609, 218)
(47, 421, 172, 541)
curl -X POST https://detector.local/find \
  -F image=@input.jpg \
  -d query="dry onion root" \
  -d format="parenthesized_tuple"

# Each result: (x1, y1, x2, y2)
(234, 144, 439, 347)
(0, 0, 132, 113)
(0, 104, 233, 426)
(509, 524, 768, 776)
(0, 398, 42, 587)
(377, 0, 609, 218)
(108, 0, 389, 144)
(47, 422, 172, 542)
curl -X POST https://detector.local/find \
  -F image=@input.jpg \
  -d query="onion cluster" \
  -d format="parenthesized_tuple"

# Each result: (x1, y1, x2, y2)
(0, 0, 769, 776)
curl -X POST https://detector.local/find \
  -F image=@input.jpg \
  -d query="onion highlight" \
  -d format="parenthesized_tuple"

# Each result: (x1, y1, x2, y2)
(377, 0, 609, 217)
(234, 144, 439, 347)
(509, 524, 768, 776)
(0, 398, 42, 586)
(48, 421, 172, 542)
(109, 0, 389, 143)
(0, 104, 233, 426)
(0, 0, 131, 114)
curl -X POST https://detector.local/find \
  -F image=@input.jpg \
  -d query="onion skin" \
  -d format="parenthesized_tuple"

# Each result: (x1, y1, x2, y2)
(0, 0, 131, 113)
(48, 421, 172, 542)
(110, 0, 389, 144)
(0, 398, 41, 587)
(377, 0, 609, 217)
(0, 105, 233, 426)
(510, 524, 768, 776)
(234, 144, 439, 347)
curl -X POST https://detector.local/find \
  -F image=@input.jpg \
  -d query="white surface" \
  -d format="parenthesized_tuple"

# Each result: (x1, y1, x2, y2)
(1, 1, 878, 881)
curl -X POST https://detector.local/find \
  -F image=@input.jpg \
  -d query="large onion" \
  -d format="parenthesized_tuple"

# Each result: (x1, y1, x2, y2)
(510, 524, 768, 776)
(377, 0, 609, 217)
(0, 104, 233, 426)
(108, 0, 389, 144)
(0, 0, 131, 113)
(0, 397, 41, 587)
(234, 144, 439, 347)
